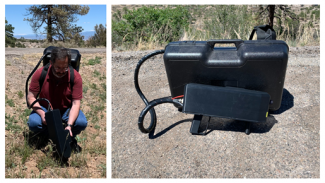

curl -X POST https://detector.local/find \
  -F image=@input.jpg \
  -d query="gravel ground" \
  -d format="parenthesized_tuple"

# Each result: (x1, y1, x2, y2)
(111, 46, 320, 178)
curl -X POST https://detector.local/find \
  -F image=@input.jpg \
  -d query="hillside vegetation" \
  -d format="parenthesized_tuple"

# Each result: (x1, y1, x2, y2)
(5, 24, 106, 48)
(112, 4, 320, 51)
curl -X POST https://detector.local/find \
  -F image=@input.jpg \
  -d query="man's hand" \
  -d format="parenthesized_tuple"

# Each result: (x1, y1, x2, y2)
(65, 125, 73, 137)
(28, 91, 47, 125)
(65, 100, 80, 138)
(41, 114, 47, 125)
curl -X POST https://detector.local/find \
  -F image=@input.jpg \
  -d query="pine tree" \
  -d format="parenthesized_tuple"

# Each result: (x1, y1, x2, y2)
(24, 5, 89, 42)
(5, 18, 15, 47)
(87, 24, 106, 47)
(257, 5, 298, 28)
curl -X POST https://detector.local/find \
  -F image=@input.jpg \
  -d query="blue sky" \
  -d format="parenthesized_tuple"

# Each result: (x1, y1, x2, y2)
(5, 5, 106, 35)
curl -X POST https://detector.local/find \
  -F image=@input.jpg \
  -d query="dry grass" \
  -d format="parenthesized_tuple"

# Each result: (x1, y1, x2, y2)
(181, 19, 319, 48)
(276, 23, 320, 47)
(112, 5, 319, 51)
(121, 21, 320, 51)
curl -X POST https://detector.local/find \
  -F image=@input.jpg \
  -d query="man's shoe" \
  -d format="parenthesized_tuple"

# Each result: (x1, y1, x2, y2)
(70, 137, 82, 153)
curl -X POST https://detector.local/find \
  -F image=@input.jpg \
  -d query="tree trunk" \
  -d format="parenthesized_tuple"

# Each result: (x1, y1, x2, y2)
(268, 5, 275, 28)
(47, 5, 53, 42)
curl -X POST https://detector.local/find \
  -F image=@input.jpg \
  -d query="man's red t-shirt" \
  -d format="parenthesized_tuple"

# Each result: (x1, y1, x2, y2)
(29, 65, 83, 110)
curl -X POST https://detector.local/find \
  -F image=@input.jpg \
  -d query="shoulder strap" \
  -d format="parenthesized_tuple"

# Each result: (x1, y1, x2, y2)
(69, 65, 74, 94)
(37, 64, 75, 99)
(37, 63, 50, 99)
(249, 25, 276, 40)
(249, 27, 257, 40)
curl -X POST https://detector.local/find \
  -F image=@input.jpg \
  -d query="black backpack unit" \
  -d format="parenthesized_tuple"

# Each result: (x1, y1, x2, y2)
(248, 24, 276, 40)
(135, 25, 288, 136)
(37, 46, 81, 98)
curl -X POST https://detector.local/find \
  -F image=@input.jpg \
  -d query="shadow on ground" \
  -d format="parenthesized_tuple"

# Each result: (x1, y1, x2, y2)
(147, 88, 293, 138)
(197, 115, 278, 135)
(149, 118, 192, 139)
(148, 115, 278, 139)
(270, 88, 294, 115)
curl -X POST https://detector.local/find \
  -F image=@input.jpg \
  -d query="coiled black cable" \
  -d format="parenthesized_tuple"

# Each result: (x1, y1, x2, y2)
(138, 97, 183, 133)
(29, 98, 53, 111)
(25, 53, 50, 108)
(134, 50, 165, 133)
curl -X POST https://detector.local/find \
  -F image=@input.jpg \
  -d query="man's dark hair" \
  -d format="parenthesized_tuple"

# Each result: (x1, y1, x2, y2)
(51, 47, 71, 65)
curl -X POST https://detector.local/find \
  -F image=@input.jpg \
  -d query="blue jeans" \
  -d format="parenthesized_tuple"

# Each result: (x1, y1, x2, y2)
(27, 106, 87, 137)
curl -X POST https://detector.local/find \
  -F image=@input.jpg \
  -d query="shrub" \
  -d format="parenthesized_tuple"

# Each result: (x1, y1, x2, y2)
(86, 24, 106, 47)
(112, 6, 191, 47)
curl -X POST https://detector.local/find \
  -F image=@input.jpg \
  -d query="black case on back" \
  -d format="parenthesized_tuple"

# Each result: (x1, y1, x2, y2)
(43, 46, 81, 72)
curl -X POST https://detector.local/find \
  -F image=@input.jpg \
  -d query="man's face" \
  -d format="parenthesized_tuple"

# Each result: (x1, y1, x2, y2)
(50, 57, 69, 78)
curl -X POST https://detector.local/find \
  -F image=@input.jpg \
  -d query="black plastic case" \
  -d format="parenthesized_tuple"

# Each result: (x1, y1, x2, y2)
(43, 46, 81, 72)
(163, 39, 289, 111)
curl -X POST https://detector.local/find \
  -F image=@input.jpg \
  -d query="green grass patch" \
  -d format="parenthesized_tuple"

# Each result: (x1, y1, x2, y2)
(94, 104, 105, 112)
(98, 164, 106, 177)
(18, 108, 31, 121)
(93, 70, 101, 77)
(36, 154, 59, 172)
(23, 109, 31, 118)
(99, 92, 106, 102)
(6, 60, 11, 66)
(17, 91, 24, 99)
(9, 140, 34, 164)
(6, 95, 15, 107)
(83, 85, 89, 94)
(76, 135, 87, 144)
(5, 114, 22, 133)
(90, 83, 97, 90)
(100, 83, 106, 91)
(70, 153, 87, 168)
(94, 125, 100, 130)
(87, 56, 102, 65)
(91, 115, 99, 125)
(99, 75, 106, 81)
(87, 142, 106, 156)
(5, 154, 17, 169)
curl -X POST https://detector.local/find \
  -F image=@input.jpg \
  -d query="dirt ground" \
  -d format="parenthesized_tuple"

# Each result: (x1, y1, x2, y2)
(5, 47, 106, 178)
(111, 46, 320, 178)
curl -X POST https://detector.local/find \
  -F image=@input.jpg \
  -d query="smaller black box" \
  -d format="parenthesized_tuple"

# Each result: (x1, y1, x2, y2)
(45, 109, 71, 158)
(183, 83, 270, 123)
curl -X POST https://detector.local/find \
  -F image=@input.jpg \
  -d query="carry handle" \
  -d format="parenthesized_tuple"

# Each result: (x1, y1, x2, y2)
(207, 39, 244, 49)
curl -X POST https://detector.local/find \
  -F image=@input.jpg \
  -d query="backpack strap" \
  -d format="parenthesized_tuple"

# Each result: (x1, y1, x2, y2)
(69, 65, 74, 94)
(37, 64, 75, 99)
(249, 27, 257, 40)
(249, 25, 276, 40)
(37, 63, 50, 99)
